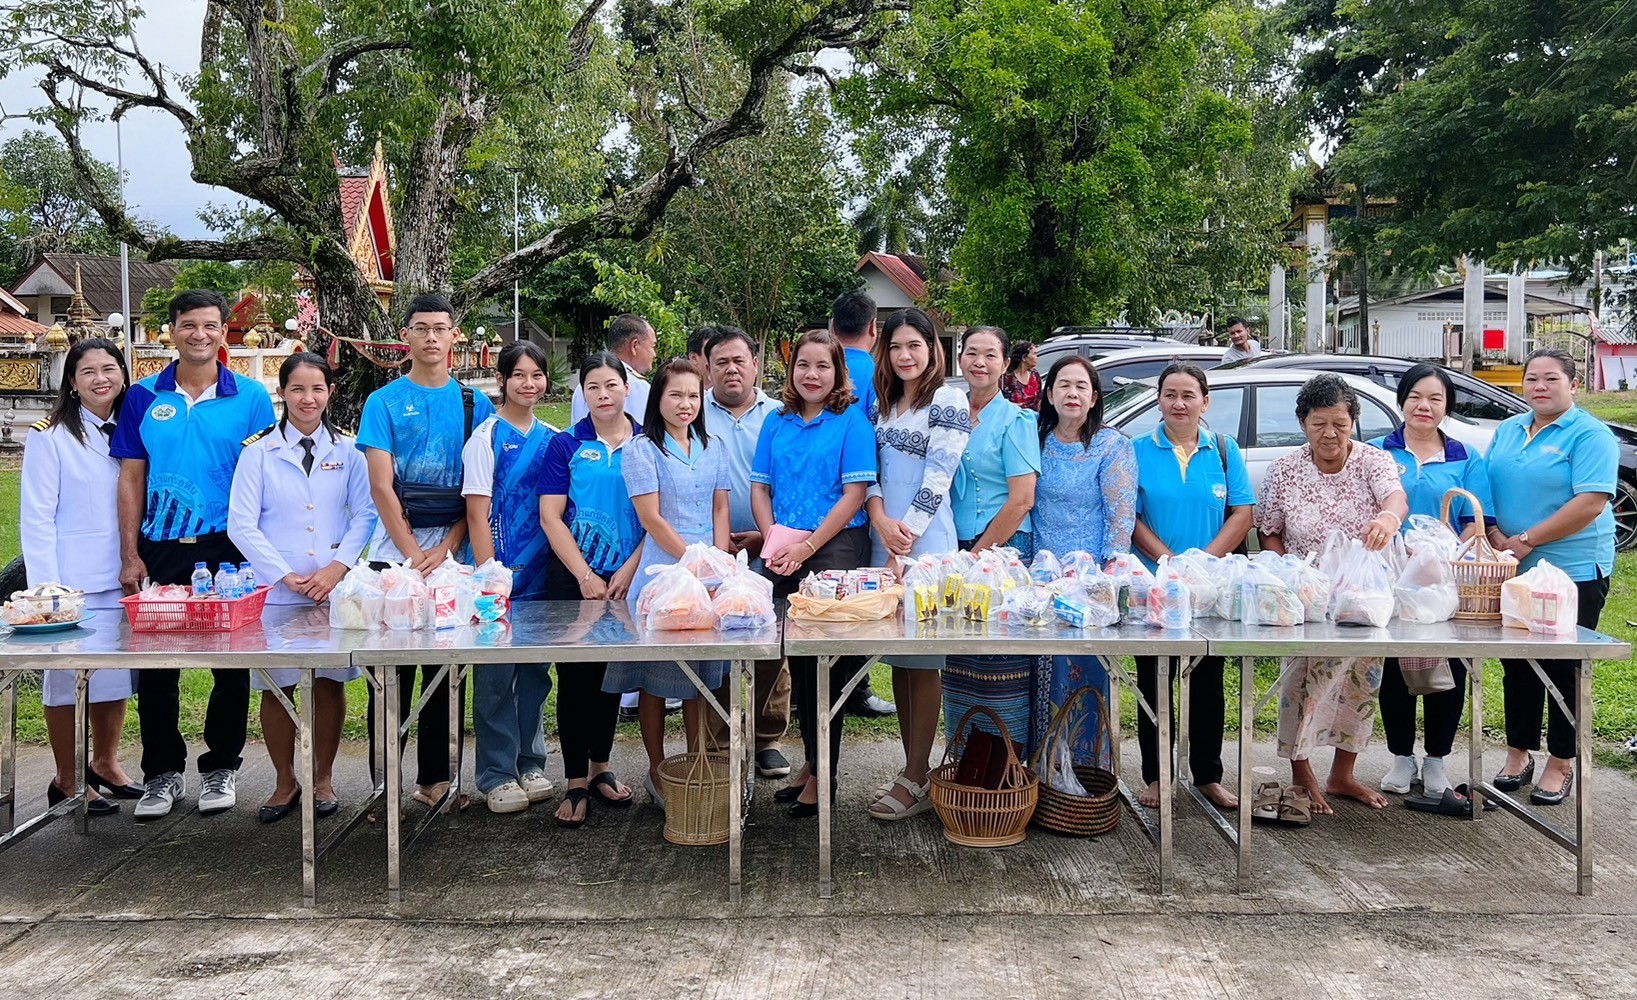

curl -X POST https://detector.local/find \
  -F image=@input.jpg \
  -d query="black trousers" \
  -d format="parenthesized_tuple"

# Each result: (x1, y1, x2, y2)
(765, 526, 870, 785)
(136, 533, 250, 780)
(1380, 659, 1467, 758)
(364, 560, 465, 786)
(546, 555, 619, 781)
(1136, 654, 1226, 787)
(1501, 573, 1610, 760)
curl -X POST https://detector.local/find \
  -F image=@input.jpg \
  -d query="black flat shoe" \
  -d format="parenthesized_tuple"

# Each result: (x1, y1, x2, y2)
(1493, 756, 1535, 792)
(1529, 768, 1574, 806)
(773, 784, 805, 804)
(48, 781, 118, 816)
(258, 788, 301, 824)
(315, 799, 340, 818)
(787, 799, 819, 819)
(86, 766, 145, 799)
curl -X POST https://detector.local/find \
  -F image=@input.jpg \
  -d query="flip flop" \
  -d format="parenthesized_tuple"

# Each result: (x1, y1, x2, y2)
(588, 771, 633, 808)
(1277, 785, 1314, 827)
(412, 782, 472, 814)
(556, 788, 590, 829)
(1405, 784, 1497, 817)
(1250, 781, 1284, 824)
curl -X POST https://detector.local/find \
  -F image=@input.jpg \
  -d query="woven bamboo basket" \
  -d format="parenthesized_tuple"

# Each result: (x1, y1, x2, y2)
(658, 750, 731, 846)
(929, 705, 1038, 848)
(1029, 684, 1121, 837)
(1441, 487, 1517, 622)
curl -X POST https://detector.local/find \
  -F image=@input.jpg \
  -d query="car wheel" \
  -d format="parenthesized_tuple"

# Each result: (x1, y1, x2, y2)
(1614, 475, 1637, 552)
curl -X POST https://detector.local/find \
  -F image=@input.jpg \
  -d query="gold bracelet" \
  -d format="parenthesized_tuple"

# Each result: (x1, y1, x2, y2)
(803, 539, 817, 556)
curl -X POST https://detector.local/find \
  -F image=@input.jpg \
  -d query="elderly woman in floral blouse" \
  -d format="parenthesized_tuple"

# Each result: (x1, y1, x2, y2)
(1256, 374, 1408, 817)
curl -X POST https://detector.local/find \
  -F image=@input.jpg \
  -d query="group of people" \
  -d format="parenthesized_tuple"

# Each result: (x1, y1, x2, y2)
(19, 285, 1618, 833)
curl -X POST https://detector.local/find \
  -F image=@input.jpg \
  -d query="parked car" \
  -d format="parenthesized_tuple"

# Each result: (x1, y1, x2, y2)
(947, 344, 1226, 394)
(1221, 353, 1637, 551)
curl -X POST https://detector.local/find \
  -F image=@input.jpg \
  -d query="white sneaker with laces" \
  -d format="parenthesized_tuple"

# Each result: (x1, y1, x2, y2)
(486, 781, 531, 814)
(198, 768, 238, 815)
(1421, 756, 1451, 797)
(1380, 755, 1418, 794)
(134, 771, 184, 821)
(518, 770, 554, 803)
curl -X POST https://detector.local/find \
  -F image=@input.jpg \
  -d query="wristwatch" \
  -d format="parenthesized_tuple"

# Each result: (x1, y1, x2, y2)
(1519, 530, 1532, 545)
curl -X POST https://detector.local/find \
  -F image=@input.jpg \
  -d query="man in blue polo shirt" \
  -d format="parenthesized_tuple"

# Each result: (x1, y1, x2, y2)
(830, 290, 879, 423)
(113, 289, 277, 820)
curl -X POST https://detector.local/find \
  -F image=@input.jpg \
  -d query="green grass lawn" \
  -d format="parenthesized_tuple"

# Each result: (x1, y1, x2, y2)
(1582, 390, 1637, 426)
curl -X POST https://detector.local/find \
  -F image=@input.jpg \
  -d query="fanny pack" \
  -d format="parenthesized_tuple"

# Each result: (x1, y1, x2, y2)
(393, 384, 475, 529)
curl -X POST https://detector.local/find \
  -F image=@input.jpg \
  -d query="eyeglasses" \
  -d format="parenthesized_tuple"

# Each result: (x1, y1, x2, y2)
(407, 325, 454, 337)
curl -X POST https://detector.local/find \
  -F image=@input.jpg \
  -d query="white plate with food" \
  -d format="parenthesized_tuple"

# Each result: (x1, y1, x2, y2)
(9, 610, 95, 634)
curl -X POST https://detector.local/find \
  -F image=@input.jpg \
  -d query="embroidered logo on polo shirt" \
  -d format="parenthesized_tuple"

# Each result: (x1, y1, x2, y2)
(577, 447, 603, 462)
(1397, 462, 1408, 476)
(151, 404, 178, 421)
(1213, 483, 1227, 500)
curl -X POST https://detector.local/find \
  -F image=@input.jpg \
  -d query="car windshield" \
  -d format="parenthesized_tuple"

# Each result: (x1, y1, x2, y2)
(1101, 380, 1156, 416)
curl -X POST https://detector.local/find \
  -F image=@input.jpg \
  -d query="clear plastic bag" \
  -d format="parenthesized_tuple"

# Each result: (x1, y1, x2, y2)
(1328, 539, 1395, 627)
(1214, 554, 1250, 619)
(472, 558, 514, 597)
(712, 569, 775, 630)
(939, 550, 975, 610)
(425, 554, 475, 630)
(678, 541, 736, 590)
(1029, 549, 1062, 584)
(1261, 552, 1330, 623)
(1169, 549, 1219, 613)
(961, 554, 1003, 621)
(1060, 550, 1100, 580)
(642, 564, 719, 631)
(1501, 561, 1578, 635)
(1394, 546, 1458, 624)
(999, 584, 1056, 626)
(1404, 514, 1460, 560)
(381, 563, 430, 631)
(328, 563, 384, 630)
(1240, 561, 1303, 627)
(1104, 554, 1154, 625)
(1047, 735, 1089, 795)
(1052, 576, 1120, 628)
(902, 555, 943, 621)
(1146, 557, 1193, 629)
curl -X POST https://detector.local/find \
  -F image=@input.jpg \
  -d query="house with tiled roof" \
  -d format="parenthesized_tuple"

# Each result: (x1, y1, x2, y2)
(9, 253, 178, 332)
(0, 285, 47, 342)
(330, 140, 396, 308)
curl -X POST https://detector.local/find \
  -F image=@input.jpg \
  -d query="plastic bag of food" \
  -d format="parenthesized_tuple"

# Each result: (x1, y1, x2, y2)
(999, 583, 1055, 626)
(642, 564, 719, 631)
(1393, 546, 1459, 624)
(1169, 549, 1219, 613)
(1104, 554, 1154, 625)
(1214, 554, 1250, 619)
(712, 569, 775, 630)
(328, 563, 384, 630)
(1146, 557, 1194, 629)
(425, 554, 476, 629)
(1501, 560, 1578, 635)
(381, 563, 430, 631)
(678, 541, 736, 590)
(1404, 514, 1461, 560)
(472, 558, 514, 598)
(1060, 550, 1100, 580)
(1240, 561, 1302, 627)
(902, 555, 942, 621)
(1282, 554, 1333, 623)
(961, 555, 1003, 621)
(997, 551, 1033, 594)
(1053, 572, 1120, 628)
(939, 550, 975, 610)
(1327, 539, 1395, 628)
(1029, 549, 1062, 584)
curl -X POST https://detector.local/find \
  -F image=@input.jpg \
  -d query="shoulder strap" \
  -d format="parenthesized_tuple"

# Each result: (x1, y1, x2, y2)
(243, 423, 276, 447)
(31, 417, 52, 432)
(460, 383, 475, 441)
(1217, 433, 1231, 476)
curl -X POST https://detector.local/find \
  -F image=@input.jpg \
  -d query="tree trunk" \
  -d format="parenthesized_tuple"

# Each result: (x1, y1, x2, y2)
(309, 242, 394, 432)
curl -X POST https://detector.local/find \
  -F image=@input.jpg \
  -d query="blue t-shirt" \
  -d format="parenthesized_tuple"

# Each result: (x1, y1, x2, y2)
(751, 405, 877, 531)
(538, 417, 645, 574)
(844, 346, 878, 423)
(953, 393, 1041, 540)
(356, 375, 496, 562)
(704, 389, 777, 534)
(1368, 427, 1495, 529)
(1486, 406, 1619, 580)
(111, 362, 277, 541)
(1132, 426, 1255, 569)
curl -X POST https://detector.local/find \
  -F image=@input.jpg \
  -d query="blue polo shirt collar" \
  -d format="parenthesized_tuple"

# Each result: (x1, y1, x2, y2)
(783, 405, 840, 428)
(1150, 425, 1219, 451)
(1380, 424, 1469, 461)
(571, 414, 641, 442)
(153, 361, 239, 397)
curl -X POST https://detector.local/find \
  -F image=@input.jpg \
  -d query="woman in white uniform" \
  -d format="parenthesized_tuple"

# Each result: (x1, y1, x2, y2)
(228, 353, 375, 823)
(21, 337, 140, 815)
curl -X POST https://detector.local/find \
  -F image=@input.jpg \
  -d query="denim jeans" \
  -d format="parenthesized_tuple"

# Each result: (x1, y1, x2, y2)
(472, 662, 554, 793)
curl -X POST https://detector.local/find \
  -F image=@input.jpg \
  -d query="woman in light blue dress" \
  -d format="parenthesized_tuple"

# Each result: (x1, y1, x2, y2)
(1031, 355, 1136, 777)
(603, 359, 732, 811)
(864, 308, 972, 821)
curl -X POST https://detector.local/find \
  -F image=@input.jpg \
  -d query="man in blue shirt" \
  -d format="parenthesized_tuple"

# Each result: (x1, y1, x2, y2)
(359, 293, 496, 811)
(113, 289, 277, 820)
(831, 290, 879, 423)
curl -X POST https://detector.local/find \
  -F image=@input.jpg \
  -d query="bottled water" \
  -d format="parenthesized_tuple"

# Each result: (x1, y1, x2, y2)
(215, 563, 240, 600)
(239, 564, 256, 594)
(190, 562, 213, 598)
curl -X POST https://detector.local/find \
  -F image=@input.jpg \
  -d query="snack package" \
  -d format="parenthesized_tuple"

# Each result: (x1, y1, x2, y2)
(1052, 575, 1120, 628)
(961, 556, 1001, 622)
(712, 570, 776, 630)
(137, 584, 192, 602)
(998, 584, 1055, 626)
(799, 572, 840, 600)
(643, 564, 719, 631)
(1029, 549, 1063, 584)
(1404, 514, 1461, 560)
(1327, 539, 1395, 628)
(1240, 561, 1302, 627)
(1394, 546, 1459, 624)
(474, 593, 510, 623)
(1501, 561, 1578, 635)
(1146, 558, 1193, 629)
(425, 554, 475, 629)
(473, 559, 514, 598)
(902, 556, 942, 621)
(1169, 549, 1220, 613)
(381, 564, 430, 631)
(939, 550, 975, 609)
(328, 563, 385, 630)
(678, 542, 737, 590)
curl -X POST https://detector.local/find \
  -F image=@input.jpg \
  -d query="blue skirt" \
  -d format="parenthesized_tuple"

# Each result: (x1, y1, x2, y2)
(942, 653, 1050, 760)
(601, 660, 728, 700)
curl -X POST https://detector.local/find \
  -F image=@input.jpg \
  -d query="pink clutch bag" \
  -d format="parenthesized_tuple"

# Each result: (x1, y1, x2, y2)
(763, 524, 814, 562)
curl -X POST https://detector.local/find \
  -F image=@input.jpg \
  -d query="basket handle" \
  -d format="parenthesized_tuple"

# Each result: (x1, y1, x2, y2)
(1029, 680, 1114, 774)
(940, 703, 1028, 787)
(1440, 487, 1497, 558)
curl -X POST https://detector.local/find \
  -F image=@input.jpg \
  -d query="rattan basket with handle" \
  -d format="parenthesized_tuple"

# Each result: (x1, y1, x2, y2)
(1029, 684, 1121, 837)
(928, 704, 1038, 848)
(1441, 486, 1518, 622)
(658, 749, 731, 846)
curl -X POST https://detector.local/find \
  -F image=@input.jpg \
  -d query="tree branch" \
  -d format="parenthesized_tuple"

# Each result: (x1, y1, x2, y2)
(302, 36, 415, 98)
(566, 0, 609, 73)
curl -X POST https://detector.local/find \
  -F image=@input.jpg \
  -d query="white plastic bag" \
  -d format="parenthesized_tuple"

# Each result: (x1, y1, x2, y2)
(425, 554, 475, 629)
(472, 558, 514, 597)
(1328, 539, 1395, 628)
(1214, 554, 1250, 620)
(1404, 514, 1460, 560)
(1501, 561, 1578, 635)
(1047, 736, 1089, 796)
(381, 563, 429, 631)
(1147, 557, 1194, 629)
(1240, 561, 1303, 626)
(678, 541, 736, 590)
(712, 569, 775, 630)
(642, 564, 719, 631)
(328, 563, 384, 630)
(1394, 547, 1459, 624)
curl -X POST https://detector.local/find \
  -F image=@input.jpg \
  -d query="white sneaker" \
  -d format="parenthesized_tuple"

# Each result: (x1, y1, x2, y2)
(134, 772, 184, 821)
(1421, 756, 1451, 797)
(486, 781, 530, 814)
(1380, 755, 1418, 794)
(518, 770, 554, 803)
(198, 769, 238, 815)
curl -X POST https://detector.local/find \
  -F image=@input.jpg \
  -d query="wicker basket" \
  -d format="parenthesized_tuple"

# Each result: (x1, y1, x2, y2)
(657, 750, 731, 846)
(1029, 684, 1121, 837)
(929, 705, 1038, 848)
(1441, 487, 1517, 622)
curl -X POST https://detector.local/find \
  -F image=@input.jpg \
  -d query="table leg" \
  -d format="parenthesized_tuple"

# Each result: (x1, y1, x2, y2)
(73, 670, 87, 835)
(1236, 655, 1252, 894)
(728, 658, 743, 903)
(385, 665, 403, 904)
(0, 675, 14, 835)
(1176, 656, 1192, 792)
(299, 670, 317, 908)
(1107, 666, 1122, 767)
(1467, 658, 1484, 822)
(817, 654, 834, 899)
(1156, 656, 1173, 896)
(448, 665, 464, 819)
(1577, 657, 1593, 897)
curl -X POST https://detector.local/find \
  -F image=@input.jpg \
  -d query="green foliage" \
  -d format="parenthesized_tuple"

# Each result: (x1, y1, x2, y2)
(589, 256, 693, 360)
(0, 130, 126, 285)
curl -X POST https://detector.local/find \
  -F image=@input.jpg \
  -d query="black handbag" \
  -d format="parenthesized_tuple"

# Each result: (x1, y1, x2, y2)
(1217, 433, 1252, 555)
(393, 384, 476, 529)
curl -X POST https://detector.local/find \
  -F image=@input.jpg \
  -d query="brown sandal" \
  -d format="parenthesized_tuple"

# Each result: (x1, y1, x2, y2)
(1250, 781, 1284, 824)
(1277, 784, 1314, 827)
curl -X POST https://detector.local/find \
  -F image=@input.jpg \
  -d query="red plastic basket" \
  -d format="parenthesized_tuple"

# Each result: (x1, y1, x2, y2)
(120, 586, 272, 632)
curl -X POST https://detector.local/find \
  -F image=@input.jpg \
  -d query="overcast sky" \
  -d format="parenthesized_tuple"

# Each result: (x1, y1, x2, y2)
(0, 0, 224, 238)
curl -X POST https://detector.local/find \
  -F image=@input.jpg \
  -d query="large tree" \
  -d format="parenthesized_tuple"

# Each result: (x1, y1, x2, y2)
(0, 0, 906, 421)
(0, 129, 127, 284)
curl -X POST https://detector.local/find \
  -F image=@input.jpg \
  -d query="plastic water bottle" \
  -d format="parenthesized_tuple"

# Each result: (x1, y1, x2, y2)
(190, 562, 213, 598)
(215, 563, 240, 600)
(239, 564, 256, 594)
